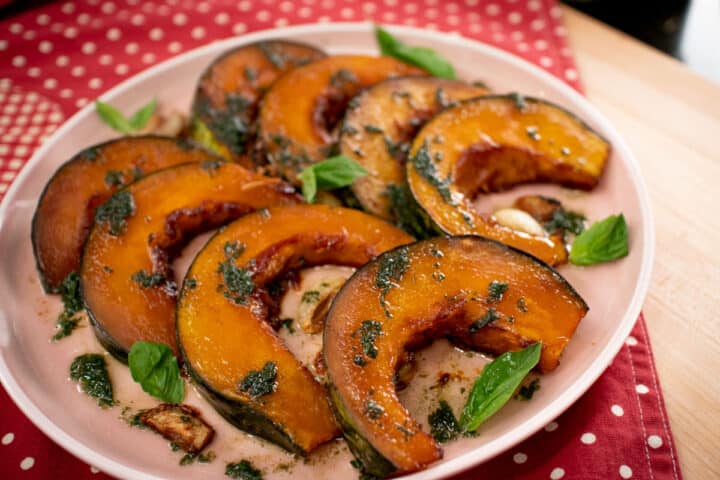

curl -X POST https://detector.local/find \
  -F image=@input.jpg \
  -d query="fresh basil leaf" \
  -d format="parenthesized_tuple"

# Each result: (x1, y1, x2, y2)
(128, 98, 157, 130)
(95, 101, 133, 133)
(299, 155, 367, 203)
(569, 213, 629, 266)
(375, 26, 456, 79)
(459, 342, 541, 432)
(128, 341, 184, 403)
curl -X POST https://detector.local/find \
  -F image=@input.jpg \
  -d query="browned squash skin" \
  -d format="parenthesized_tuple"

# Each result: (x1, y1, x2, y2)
(190, 41, 326, 166)
(32, 136, 214, 292)
(80, 162, 300, 361)
(324, 236, 588, 476)
(406, 95, 610, 265)
(258, 56, 425, 183)
(177, 205, 413, 454)
(339, 76, 488, 219)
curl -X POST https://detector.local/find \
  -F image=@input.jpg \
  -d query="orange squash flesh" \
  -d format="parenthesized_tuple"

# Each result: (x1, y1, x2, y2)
(324, 236, 588, 475)
(339, 76, 488, 219)
(80, 162, 300, 360)
(259, 55, 425, 183)
(190, 41, 326, 166)
(32, 136, 213, 292)
(406, 95, 611, 265)
(177, 205, 413, 454)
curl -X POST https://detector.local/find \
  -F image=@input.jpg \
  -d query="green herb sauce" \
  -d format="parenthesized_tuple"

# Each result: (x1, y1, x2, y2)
(226, 460, 263, 479)
(365, 399, 384, 420)
(238, 361, 278, 398)
(469, 308, 500, 333)
(375, 246, 409, 317)
(52, 271, 84, 341)
(428, 400, 460, 443)
(486, 280, 509, 303)
(95, 190, 135, 236)
(301, 290, 320, 304)
(354, 320, 383, 360)
(69, 354, 114, 407)
(131, 270, 166, 288)
(411, 142, 454, 204)
(516, 378, 541, 400)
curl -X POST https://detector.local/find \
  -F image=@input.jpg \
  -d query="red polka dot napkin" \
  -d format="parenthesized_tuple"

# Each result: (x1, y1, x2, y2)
(0, 1, 682, 479)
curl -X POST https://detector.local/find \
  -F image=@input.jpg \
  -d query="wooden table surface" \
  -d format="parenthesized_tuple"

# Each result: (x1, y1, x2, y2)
(563, 7, 720, 479)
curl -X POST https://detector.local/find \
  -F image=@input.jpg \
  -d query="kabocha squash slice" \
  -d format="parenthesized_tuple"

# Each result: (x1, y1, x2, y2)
(324, 236, 588, 476)
(259, 55, 425, 183)
(190, 40, 326, 166)
(80, 162, 300, 361)
(176, 205, 413, 454)
(339, 76, 488, 220)
(32, 136, 214, 292)
(406, 95, 611, 265)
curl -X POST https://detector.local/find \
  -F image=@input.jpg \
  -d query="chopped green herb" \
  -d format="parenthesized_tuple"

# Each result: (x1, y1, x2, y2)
(355, 320, 383, 360)
(301, 290, 320, 304)
(52, 271, 84, 341)
(129, 341, 185, 403)
(570, 214, 629, 266)
(435, 87, 450, 108)
(226, 460, 263, 479)
(258, 41, 285, 68)
(545, 209, 586, 236)
(353, 355, 366, 367)
(80, 147, 100, 162)
(517, 297, 528, 313)
(238, 361, 278, 399)
(330, 68, 358, 87)
(364, 124, 384, 134)
(217, 242, 254, 304)
(95, 190, 135, 235)
(280, 318, 295, 334)
(131, 270, 166, 288)
(224, 240, 245, 259)
(515, 378, 540, 400)
(244, 66, 257, 82)
(258, 207, 271, 219)
(375, 246, 409, 317)
(469, 308, 500, 333)
(340, 124, 359, 136)
(200, 159, 224, 172)
(411, 141, 454, 204)
(365, 399, 384, 419)
(69, 353, 114, 407)
(509, 92, 527, 110)
(95, 98, 157, 133)
(386, 184, 439, 239)
(180, 453, 197, 466)
(383, 136, 411, 159)
(185, 278, 197, 289)
(487, 280, 509, 303)
(298, 154, 368, 203)
(428, 400, 460, 443)
(375, 26, 456, 79)
(104, 170, 125, 187)
(432, 271, 445, 282)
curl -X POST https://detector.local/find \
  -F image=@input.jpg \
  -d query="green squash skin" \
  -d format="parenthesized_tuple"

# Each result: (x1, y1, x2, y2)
(327, 385, 397, 478)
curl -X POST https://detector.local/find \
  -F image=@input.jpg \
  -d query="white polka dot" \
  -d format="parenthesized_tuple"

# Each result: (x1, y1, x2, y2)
(36, 13, 51, 25)
(49, 111, 62, 123)
(551, 6, 563, 18)
(554, 26, 567, 37)
(126, 42, 139, 54)
(298, 7, 312, 18)
(76, 98, 89, 108)
(0, 40, 7, 51)
(115, 64, 129, 75)
(89, 78, 103, 89)
(168, 41, 182, 53)
(256, 10, 270, 22)
(485, 3, 499, 16)
(238, 0, 252, 12)
(619, 465, 633, 478)
(544, 421, 558, 432)
(517, 42, 529, 52)
(648, 435, 663, 449)
(362, 2, 376, 13)
(149, 28, 164, 40)
(191, 26, 206, 39)
(508, 12, 522, 24)
(55, 55, 69, 67)
(99, 54, 113, 65)
(383, 11, 397, 21)
(513, 452, 527, 464)
(101, 1, 116, 14)
(9, 158, 23, 168)
(534, 40, 548, 51)
(60, 88, 73, 98)
(71, 65, 85, 77)
(90, 466, 100, 474)
(1, 432, 14, 445)
(196, 1, 210, 12)
(274, 18, 288, 27)
(636, 384, 649, 394)
(611, 404, 624, 416)
(341, 7, 354, 18)
(527, 0, 541, 11)
(565, 68, 578, 81)
(0, 184, 7, 194)
(173, 12, 187, 25)
(107, 28, 121, 41)
(580, 432, 596, 444)
(131, 13, 144, 26)
(404, 3, 418, 13)
(82, 42, 96, 54)
(539, 56, 553, 67)
(12, 55, 26, 67)
(23, 30, 37, 41)
(39, 40, 53, 53)
(43, 78, 57, 89)
(531, 19, 546, 31)
(32, 113, 45, 124)
(550, 467, 565, 479)
(64, 26, 78, 38)
(142, 53, 155, 64)
(280, 1, 293, 12)
(215, 12, 230, 25)
(625, 336, 638, 346)
(61, 2, 75, 14)
(77, 13, 90, 25)
(9, 22, 23, 34)
(20, 457, 34, 470)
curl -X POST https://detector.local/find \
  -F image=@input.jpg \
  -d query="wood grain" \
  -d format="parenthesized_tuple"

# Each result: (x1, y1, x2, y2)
(563, 6, 720, 479)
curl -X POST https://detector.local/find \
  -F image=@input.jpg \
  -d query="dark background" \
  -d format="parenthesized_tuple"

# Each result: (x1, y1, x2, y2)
(3, 0, 719, 84)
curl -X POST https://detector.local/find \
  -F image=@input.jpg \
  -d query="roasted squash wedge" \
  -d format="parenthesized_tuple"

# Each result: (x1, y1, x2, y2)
(80, 162, 300, 360)
(177, 205, 412, 454)
(406, 95, 611, 265)
(324, 236, 588, 476)
(32, 136, 214, 292)
(190, 41, 326, 166)
(258, 55, 425, 183)
(339, 76, 488, 219)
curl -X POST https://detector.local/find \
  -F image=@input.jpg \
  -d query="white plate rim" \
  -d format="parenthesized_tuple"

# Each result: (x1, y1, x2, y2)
(0, 22, 655, 480)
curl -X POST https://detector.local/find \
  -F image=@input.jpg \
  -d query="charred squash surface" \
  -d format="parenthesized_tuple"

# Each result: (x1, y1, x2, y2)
(324, 236, 588, 476)
(339, 76, 488, 220)
(177, 205, 412, 455)
(406, 95, 610, 265)
(32, 136, 214, 293)
(80, 162, 300, 361)
(190, 41, 326, 166)
(259, 56, 425, 183)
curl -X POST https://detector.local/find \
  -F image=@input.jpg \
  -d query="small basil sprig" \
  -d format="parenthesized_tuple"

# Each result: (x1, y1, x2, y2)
(375, 26, 456, 79)
(569, 213, 629, 266)
(128, 341, 184, 403)
(298, 155, 368, 203)
(459, 342, 541, 432)
(95, 98, 157, 134)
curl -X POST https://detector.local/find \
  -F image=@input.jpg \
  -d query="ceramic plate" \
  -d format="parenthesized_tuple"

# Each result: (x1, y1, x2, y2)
(0, 23, 653, 480)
